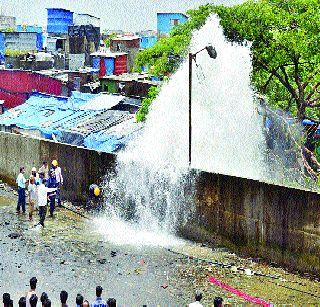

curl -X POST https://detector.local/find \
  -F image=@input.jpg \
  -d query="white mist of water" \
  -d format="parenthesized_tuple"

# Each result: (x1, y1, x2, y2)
(96, 15, 267, 246)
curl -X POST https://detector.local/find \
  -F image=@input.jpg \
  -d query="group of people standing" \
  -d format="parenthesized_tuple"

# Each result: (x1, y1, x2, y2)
(2, 277, 117, 306)
(16, 160, 63, 227)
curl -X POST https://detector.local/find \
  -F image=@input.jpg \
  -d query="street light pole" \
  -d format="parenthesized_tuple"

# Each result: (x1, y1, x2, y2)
(188, 45, 217, 166)
(189, 52, 193, 166)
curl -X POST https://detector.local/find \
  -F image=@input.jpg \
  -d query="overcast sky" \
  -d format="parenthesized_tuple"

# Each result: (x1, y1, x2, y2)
(0, 0, 243, 31)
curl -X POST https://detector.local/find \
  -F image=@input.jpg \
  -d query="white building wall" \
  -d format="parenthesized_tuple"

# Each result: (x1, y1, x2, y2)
(5, 32, 37, 51)
(69, 53, 85, 71)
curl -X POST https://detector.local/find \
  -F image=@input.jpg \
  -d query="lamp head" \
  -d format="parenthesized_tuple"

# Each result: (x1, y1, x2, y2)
(206, 45, 217, 59)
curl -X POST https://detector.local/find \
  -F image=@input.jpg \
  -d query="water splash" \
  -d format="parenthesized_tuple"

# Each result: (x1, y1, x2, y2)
(97, 15, 308, 246)
(93, 216, 184, 247)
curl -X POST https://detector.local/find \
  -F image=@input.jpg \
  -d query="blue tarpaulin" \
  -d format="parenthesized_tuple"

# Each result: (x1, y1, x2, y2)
(0, 91, 141, 152)
(302, 119, 316, 126)
(0, 92, 101, 139)
(84, 131, 124, 152)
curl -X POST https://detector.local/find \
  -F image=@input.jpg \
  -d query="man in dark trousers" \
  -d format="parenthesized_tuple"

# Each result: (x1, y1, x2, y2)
(16, 166, 27, 214)
(47, 170, 58, 218)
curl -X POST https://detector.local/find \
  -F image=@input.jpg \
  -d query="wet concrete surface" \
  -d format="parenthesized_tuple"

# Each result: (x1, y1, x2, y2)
(1, 188, 320, 306)
(0, 192, 186, 306)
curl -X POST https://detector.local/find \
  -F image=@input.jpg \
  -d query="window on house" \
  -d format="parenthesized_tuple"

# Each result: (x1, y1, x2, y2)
(170, 19, 180, 26)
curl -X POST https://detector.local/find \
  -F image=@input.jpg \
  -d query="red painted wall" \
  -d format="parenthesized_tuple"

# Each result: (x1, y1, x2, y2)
(114, 55, 128, 75)
(0, 70, 63, 109)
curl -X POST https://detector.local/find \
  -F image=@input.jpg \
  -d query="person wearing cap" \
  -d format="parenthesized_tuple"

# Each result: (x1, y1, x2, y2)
(47, 170, 58, 218)
(16, 166, 27, 214)
(214, 297, 223, 307)
(30, 167, 40, 184)
(51, 160, 63, 207)
(29, 294, 38, 307)
(107, 298, 116, 307)
(18, 297, 26, 307)
(91, 286, 107, 307)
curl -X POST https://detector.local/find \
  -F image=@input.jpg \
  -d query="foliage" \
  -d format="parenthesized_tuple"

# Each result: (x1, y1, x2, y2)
(4, 49, 29, 57)
(0, 27, 14, 32)
(213, 0, 320, 120)
(134, 4, 214, 120)
(136, 86, 161, 122)
(104, 33, 117, 48)
(134, 4, 215, 76)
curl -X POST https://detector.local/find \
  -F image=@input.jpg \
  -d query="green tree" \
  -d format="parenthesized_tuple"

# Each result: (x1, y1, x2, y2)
(136, 86, 161, 122)
(134, 4, 215, 121)
(134, 4, 215, 76)
(104, 33, 117, 48)
(213, 0, 320, 120)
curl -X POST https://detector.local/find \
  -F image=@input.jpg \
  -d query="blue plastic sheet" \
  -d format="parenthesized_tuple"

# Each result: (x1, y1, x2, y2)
(84, 131, 124, 153)
(0, 91, 139, 150)
(0, 92, 101, 139)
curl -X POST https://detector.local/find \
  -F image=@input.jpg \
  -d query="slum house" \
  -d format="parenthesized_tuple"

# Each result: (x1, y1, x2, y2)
(91, 50, 127, 77)
(68, 68, 100, 92)
(110, 35, 140, 72)
(0, 69, 66, 109)
(0, 31, 43, 66)
(99, 73, 161, 98)
(137, 30, 157, 49)
(0, 15, 16, 30)
(74, 13, 100, 28)
(46, 8, 74, 69)
(157, 13, 188, 37)
(68, 24, 100, 70)
(0, 25, 48, 70)
(17, 52, 54, 71)
(0, 91, 142, 153)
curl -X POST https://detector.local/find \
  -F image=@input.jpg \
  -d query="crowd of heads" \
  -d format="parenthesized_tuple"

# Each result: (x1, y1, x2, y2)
(2, 278, 117, 307)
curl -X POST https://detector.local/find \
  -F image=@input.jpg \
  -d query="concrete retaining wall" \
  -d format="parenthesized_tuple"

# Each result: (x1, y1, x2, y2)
(192, 172, 320, 275)
(1, 131, 320, 274)
(0, 132, 116, 202)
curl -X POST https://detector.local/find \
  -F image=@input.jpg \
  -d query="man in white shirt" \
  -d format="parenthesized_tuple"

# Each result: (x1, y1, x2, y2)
(189, 291, 204, 307)
(51, 160, 63, 207)
(37, 179, 57, 227)
(16, 166, 27, 214)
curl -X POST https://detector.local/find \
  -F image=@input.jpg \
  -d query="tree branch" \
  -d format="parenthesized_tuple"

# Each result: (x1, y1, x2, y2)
(261, 73, 274, 92)
(293, 56, 303, 99)
(308, 96, 320, 106)
(278, 66, 298, 100)
(306, 82, 320, 101)
(257, 59, 298, 102)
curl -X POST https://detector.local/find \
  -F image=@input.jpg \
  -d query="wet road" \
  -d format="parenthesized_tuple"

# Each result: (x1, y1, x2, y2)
(1, 189, 320, 306)
(0, 194, 187, 306)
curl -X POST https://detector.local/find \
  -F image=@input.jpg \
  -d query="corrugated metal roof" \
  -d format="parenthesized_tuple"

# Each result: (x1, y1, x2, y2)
(0, 91, 142, 153)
